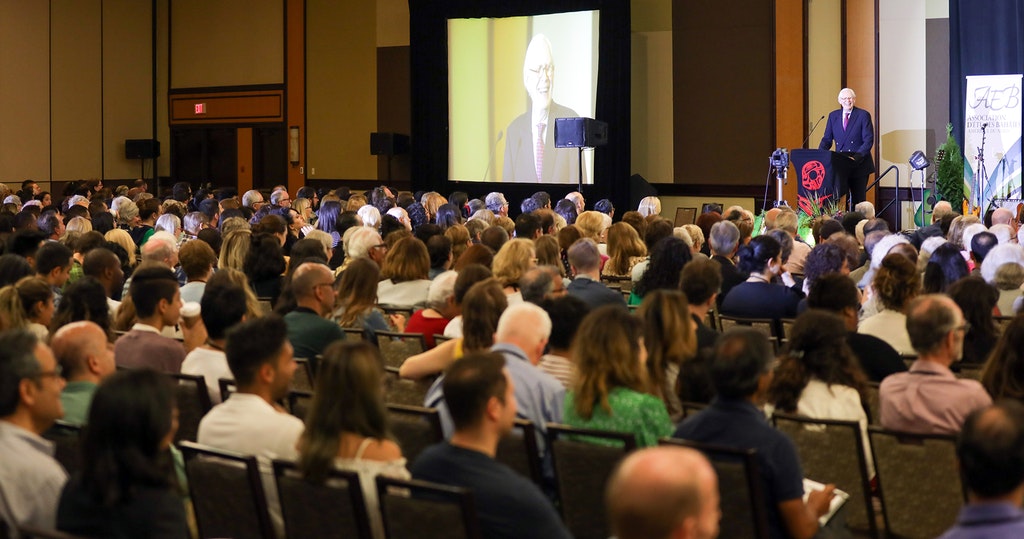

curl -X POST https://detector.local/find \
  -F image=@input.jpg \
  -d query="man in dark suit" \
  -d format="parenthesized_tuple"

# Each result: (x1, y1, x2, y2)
(566, 238, 627, 310)
(707, 221, 747, 307)
(503, 34, 581, 184)
(818, 87, 874, 205)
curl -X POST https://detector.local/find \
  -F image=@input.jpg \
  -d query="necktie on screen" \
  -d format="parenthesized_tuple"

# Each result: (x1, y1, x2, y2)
(535, 122, 546, 181)
(843, 112, 850, 130)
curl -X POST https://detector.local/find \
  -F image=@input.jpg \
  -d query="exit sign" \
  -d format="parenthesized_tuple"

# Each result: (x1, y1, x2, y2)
(194, 103, 206, 115)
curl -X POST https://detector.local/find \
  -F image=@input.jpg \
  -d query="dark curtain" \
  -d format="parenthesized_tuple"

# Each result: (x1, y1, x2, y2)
(408, 0, 631, 214)
(949, 0, 1024, 148)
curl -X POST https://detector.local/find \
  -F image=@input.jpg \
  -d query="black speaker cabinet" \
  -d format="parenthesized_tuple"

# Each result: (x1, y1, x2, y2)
(370, 132, 410, 156)
(554, 118, 608, 148)
(125, 139, 160, 159)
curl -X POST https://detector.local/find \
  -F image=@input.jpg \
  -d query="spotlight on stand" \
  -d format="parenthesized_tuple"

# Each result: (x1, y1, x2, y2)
(909, 150, 931, 171)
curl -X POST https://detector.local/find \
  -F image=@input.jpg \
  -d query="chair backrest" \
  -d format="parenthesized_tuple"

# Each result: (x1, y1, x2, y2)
(772, 412, 877, 536)
(272, 460, 373, 539)
(864, 382, 881, 425)
(256, 298, 274, 316)
(660, 438, 770, 539)
(955, 364, 983, 381)
(386, 404, 443, 464)
(166, 373, 212, 443)
(717, 315, 782, 352)
(546, 424, 637, 539)
(218, 378, 237, 403)
(16, 526, 86, 539)
(495, 419, 542, 486)
(342, 327, 368, 341)
(291, 357, 315, 392)
(384, 367, 434, 406)
(42, 420, 82, 477)
(375, 331, 426, 369)
(178, 441, 276, 539)
(779, 318, 796, 340)
(680, 401, 709, 419)
(286, 390, 314, 421)
(868, 427, 963, 539)
(376, 476, 480, 539)
(433, 334, 451, 346)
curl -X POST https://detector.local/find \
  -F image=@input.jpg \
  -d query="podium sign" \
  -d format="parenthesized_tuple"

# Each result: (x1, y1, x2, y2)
(791, 149, 839, 215)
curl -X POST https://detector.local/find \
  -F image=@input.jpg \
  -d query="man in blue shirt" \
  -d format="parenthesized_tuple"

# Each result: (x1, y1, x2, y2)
(939, 402, 1024, 538)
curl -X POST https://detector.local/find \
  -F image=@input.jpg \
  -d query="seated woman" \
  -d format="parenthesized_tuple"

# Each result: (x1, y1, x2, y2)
(637, 290, 697, 420)
(858, 253, 920, 355)
(376, 236, 433, 309)
(948, 276, 1001, 365)
(0, 276, 54, 340)
(630, 237, 692, 305)
(491, 238, 537, 302)
(57, 369, 188, 538)
(243, 232, 287, 306)
(720, 235, 803, 319)
(334, 257, 404, 343)
(563, 305, 673, 447)
(298, 341, 410, 539)
(399, 279, 506, 380)
(980, 315, 1024, 400)
(601, 222, 647, 278)
(768, 310, 872, 472)
(922, 242, 969, 294)
(404, 270, 459, 348)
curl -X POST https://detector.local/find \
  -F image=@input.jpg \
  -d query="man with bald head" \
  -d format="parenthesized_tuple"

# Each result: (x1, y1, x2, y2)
(52, 321, 115, 425)
(880, 294, 992, 434)
(607, 446, 720, 539)
(503, 34, 581, 183)
(282, 262, 344, 372)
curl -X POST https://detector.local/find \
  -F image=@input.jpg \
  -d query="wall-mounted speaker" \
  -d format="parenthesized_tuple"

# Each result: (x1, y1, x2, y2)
(125, 139, 160, 159)
(554, 117, 608, 148)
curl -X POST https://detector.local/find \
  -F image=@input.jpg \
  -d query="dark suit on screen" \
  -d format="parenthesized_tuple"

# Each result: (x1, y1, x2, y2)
(818, 106, 875, 204)
(503, 102, 582, 183)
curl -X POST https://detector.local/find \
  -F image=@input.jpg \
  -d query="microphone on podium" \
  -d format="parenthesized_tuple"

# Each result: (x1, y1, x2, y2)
(483, 131, 504, 181)
(801, 115, 826, 148)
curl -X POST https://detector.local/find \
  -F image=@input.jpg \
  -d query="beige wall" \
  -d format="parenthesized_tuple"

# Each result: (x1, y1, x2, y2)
(306, 0, 377, 180)
(0, 0, 151, 184)
(807, 0, 842, 134)
(170, 0, 283, 89)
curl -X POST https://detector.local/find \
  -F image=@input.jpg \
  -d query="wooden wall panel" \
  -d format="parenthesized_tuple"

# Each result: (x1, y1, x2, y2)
(157, 0, 171, 178)
(169, 91, 284, 124)
(285, 0, 304, 192)
(51, 0, 103, 181)
(103, 0, 153, 180)
(846, 0, 878, 205)
(0, 0, 50, 182)
(170, 0, 283, 89)
(776, 0, 805, 205)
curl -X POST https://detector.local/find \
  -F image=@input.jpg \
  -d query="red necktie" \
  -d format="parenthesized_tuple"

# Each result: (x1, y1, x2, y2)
(843, 112, 850, 130)
(535, 122, 545, 181)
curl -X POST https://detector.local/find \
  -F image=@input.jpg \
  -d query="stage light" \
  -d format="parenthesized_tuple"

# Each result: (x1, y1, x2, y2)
(909, 150, 931, 171)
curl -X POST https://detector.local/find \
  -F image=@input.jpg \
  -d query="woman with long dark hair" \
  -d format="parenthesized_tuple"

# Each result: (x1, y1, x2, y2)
(980, 315, 1024, 400)
(948, 276, 1001, 365)
(57, 369, 186, 538)
(298, 341, 409, 539)
(637, 290, 697, 419)
(922, 242, 969, 294)
(631, 237, 692, 305)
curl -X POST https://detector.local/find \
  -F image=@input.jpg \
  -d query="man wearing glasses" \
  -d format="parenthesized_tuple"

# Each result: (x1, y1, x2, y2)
(818, 87, 875, 206)
(0, 330, 67, 534)
(879, 295, 992, 435)
(283, 263, 344, 373)
(503, 34, 581, 184)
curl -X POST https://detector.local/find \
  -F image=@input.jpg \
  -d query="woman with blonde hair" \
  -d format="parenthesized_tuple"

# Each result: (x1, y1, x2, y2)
(637, 196, 662, 217)
(65, 216, 93, 235)
(207, 267, 263, 320)
(334, 258, 404, 342)
(377, 236, 432, 308)
(637, 290, 697, 419)
(492, 238, 536, 298)
(574, 211, 606, 242)
(534, 235, 563, 276)
(564, 305, 672, 447)
(219, 228, 252, 272)
(444, 224, 471, 262)
(0, 277, 54, 340)
(602, 222, 647, 277)
(298, 341, 409, 539)
(421, 192, 447, 223)
(104, 229, 138, 268)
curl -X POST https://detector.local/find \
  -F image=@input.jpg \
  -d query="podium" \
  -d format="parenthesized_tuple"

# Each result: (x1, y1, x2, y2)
(792, 149, 853, 215)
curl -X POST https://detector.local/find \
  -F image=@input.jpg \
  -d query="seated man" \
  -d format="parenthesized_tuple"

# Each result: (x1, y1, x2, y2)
(51, 321, 116, 425)
(283, 262, 344, 373)
(35, 241, 73, 307)
(606, 446, 720, 539)
(113, 265, 186, 373)
(940, 402, 1024, 538)
(880, 295, 992, 434)
(412, 352, 571, 539)
(0, 331, 68, 533)
(180, 282, 248, 404)
(81, 248, 124, 314)
(674, 328, 834, 539)
(566, 238, 627, 310)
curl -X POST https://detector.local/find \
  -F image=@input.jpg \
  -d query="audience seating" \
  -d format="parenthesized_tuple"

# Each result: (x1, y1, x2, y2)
(166, 373, 212, 443)
(660, 438, 770, 539)
(717, 315, 782, 351)
(432, 334, 451, 346)
(386, 404, 443, 464)
(286, 390, 313, 421)
(342, 327, 368, 341)
(16, 526, 85, 539)
(272, 460, 374, 539)
(600, 275, 633, 292)
(679, 401, 709, 419)
(955, 364, 983, 381)
(376, 476, 480, 539)
(256, 297, 274, 316)
(375, 332, 426, 369)
(218, 378, 237, 403)
(995, 315, 1013, 331)
(546, 424, 637, 539)
(864, 382, 881, 425)
(292, 357, 315, 392)
(868, 427, 963, 539)
(42, 420, 82, 477)
(772, 413, 878, 538)
(383, 367, 434, 406)
(495, 419, 542, 486)
(178, 441, 276, 539)
(378, 305, 415, 321)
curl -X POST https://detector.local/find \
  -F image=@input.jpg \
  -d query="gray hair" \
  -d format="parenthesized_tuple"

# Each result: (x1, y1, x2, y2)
(155, 213, 181, 236)
(241, 189, 263, 209)
(485, 192, 508, 213)
(708, 220, 740, 256)
(980, 243, 1024, 284)
(183, 211, 209, 236)
(854, 201, 875, 219)
(520, 266, 561, 304)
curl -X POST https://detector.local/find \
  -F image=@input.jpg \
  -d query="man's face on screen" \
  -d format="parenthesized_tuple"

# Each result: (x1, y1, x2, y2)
(523, 36, 554, 111)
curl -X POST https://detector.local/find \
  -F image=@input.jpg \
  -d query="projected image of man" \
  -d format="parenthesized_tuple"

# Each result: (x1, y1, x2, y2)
(503, 34, 581, 184)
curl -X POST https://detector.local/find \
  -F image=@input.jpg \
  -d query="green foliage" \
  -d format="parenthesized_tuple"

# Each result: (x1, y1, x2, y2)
(936, 123, 965, 205)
